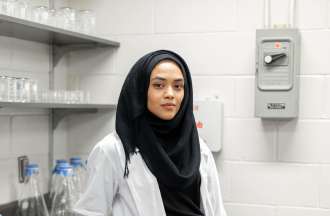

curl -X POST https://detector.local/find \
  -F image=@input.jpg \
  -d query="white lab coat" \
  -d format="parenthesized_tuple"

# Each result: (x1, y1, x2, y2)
(74, 131, 227, 216)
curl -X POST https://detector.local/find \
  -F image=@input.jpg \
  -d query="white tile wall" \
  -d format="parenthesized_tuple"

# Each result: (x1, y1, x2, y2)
(319, 165, 330, 208)
(225, 203, 276, 216)
(223, 118, 277, 161)
(299, 76, 324, 118)
(276, 207, 330, 216)
(67, 110, 115, 156)
(269, 0, 291, 27)
(12, 116, 49, 156)
(224, 162, 320, 206)
(11, 38, 49, 73)
(153, 32, 256, 76)
(68, 49, 116, 75)
(296, 0, 328, 29)
(300, 31, 330, 75)
(234, 77, 255, 117)
(237, 0, 264, 30)
(0, 37, 12, 68)
(0, 158, 17, 204)
(278, 120, 330, 163)
(154, 0, 236, 33)
(323, 77, 330, 118)
(0, 117, 10, 158)
(77, 74, 125, 104)
(192, 76, 235, 116)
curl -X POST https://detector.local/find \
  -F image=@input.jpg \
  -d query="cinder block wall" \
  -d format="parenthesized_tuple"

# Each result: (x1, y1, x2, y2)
(2, 0, 330, 216)
(67, 0, 330, 215)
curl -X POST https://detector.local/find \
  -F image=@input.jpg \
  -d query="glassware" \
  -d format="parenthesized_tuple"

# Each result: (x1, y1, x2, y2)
(17, 164, 49, 216)
(3, 0, 17, 16)
(0, 0, 5, 14)
(0, 76, 7, 101)
(30, 79, 38, 102)
(6, 76, 16, 102)
(32, 5, 49, 23)
(20, 77, 31, 102)
(57, 7, 76, 30)
(14, 0, 29, 19)
(77, 10, 95, 34)
(47, 8, 57, 26)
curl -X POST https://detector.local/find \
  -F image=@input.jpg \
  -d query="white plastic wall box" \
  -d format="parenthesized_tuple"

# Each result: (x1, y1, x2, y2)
(193, 98, 223, 152)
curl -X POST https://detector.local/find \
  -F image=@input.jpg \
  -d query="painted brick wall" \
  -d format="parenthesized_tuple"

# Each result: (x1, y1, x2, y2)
(0, 0, 325, 215)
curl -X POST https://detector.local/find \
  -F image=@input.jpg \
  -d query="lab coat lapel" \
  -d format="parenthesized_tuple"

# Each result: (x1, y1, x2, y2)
(126, 153, 167, 216)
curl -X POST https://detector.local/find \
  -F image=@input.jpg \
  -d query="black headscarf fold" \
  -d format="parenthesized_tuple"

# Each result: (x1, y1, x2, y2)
(116, 50, 204, 216)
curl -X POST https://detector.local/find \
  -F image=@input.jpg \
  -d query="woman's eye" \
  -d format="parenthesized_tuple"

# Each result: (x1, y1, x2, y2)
(153, 83, 163, 88)
(174, 84, 183, 90)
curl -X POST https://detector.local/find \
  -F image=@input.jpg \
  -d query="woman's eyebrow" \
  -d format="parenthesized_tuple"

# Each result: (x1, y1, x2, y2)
(151, 77, 166, 81)
(151, 77, 184, 82)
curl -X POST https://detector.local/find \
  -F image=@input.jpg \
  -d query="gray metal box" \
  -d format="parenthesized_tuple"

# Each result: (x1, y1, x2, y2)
(255, 28, 300, 118)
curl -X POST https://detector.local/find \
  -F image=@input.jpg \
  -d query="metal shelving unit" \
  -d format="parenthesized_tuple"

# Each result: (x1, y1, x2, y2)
(0, 13, 120, 187)
(0, 14, 120, 66)
(0, 101, 117, 129)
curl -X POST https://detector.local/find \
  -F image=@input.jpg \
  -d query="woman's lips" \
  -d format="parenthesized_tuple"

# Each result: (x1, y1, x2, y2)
(161, 103, 176, 110)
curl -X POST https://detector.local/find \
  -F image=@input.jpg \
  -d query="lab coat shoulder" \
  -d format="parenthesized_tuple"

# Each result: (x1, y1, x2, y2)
(97, 132, 126, 172)
(74, 132, 124, 216)
(199, 137, 227, 216)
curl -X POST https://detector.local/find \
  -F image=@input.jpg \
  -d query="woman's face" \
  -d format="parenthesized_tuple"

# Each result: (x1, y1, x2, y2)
(147, 60, 185, 120)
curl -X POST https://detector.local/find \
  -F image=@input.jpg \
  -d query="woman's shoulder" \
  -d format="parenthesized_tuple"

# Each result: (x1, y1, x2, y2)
(199, 136, 212, 156)
(198, 136, 214, 167)
(92, 131, 126, 168)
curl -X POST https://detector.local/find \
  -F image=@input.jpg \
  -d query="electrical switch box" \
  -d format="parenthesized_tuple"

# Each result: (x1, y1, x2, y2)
(255, 28, 300, 118)
(193, 99, 223, 152)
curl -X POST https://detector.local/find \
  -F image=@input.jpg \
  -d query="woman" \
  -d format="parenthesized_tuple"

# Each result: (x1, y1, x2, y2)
(74, 50, 227, 216)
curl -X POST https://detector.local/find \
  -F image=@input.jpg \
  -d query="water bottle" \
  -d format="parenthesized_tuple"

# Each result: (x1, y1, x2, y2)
(17, 164, 49, 216)
(50, 160, 67, 205)
(70, 157, 87, 197)
(50, 163, 79, 216)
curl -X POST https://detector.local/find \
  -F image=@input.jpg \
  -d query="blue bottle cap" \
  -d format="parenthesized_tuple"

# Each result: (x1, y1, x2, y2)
(53, 159, 67, 173)
(57, 163, 73, 177)
(70, 157, 82, 167)
(56, 159, 67, 164)
(25, 164, 39, 176)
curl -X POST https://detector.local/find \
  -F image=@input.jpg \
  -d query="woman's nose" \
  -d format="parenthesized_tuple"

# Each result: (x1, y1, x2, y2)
(164, 87, 175, 99)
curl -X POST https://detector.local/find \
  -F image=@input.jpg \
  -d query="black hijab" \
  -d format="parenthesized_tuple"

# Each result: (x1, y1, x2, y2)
(116, 50, 204, 216)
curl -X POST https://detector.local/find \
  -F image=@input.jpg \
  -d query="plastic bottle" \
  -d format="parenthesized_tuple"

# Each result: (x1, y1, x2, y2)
(50, 160, 67, 206)
(70, 157, 87, 197)
(50, 163, 78, 216)
(17, 164, 49, 216)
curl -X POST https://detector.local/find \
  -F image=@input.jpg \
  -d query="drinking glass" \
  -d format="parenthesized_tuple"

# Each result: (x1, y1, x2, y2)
(32, 5, 49, 23)
(57, 7, 76, 30)
(3, 0, 17, 16)
(77, 10, 95, 34)
(0, 76, 7, 101)
(14, 0, 29, 19)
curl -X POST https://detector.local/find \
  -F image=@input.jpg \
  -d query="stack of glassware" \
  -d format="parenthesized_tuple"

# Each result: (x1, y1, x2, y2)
(0, 0, 96, 34)
(0, 76, 91, 104)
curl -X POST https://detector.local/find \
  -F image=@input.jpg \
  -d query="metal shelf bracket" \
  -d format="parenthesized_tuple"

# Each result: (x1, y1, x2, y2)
(52, 108, 98, 129)
(53, 43, 109, 66)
